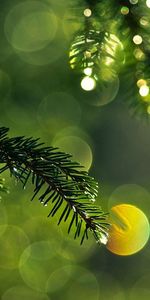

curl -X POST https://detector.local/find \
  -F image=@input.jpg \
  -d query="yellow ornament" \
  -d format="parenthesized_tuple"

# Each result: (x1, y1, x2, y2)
(106, 204, 150, 256)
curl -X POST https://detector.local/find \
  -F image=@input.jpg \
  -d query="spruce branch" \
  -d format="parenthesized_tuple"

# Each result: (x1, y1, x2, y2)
(0, 127, 109, 245)
(68, 0, 150, 117)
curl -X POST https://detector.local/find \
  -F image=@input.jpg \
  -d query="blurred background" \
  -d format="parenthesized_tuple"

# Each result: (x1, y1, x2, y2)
(0, 0, 150, 299)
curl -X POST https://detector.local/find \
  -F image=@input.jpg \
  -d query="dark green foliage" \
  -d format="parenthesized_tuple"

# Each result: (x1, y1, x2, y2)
(0, 127, 109, 244)
(69, 0, 150, 117)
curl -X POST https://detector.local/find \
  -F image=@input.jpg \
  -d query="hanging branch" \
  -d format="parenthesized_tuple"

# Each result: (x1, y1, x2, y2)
(69, 0, 150, 116)
(116, 0, 150, 116)
(0, 127, 109, 245)
(69, 0, 123, 91)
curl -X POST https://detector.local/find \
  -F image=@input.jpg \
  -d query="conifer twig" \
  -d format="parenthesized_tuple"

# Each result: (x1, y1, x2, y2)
(0, 127, 109, 244)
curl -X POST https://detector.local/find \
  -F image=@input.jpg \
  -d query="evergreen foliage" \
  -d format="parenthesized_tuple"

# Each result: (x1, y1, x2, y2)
(69, 0, 150, 116)
(0, 127, 109, 244)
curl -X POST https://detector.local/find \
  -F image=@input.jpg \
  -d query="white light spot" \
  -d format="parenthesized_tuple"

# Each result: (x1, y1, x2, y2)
(72, 205, 76, 212)
(81, 76, 96, 91)
(133, 35, 143, 45)
(84, 8, 92, 17)
(83, 67, 92, 76)
(139, 85, 149, 97)
(146, 0, 150, 8)
(99, 233, 109, 245)
(129, 0, 138, 4)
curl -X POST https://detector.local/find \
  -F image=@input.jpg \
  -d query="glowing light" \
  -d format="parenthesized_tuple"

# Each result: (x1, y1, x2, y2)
(133, 35, 143, 45)
(107, 204, 150, 256)
(133, 48, 145, 60)
(83, 67, 92, 76)
(139, 85, 149, 97)
(84, 8, 92, 17)
(146, 0, 150, 8)
(137, 79, 147, 88)
(129, 0, 138, 4)
(140, 17, 149, 26)
(100, 233, 109, 245)
(84, 50, 92, 58)
(121, 6, 129, 15)
(4, 3, 57, 52)
(81, 76, 96, 91)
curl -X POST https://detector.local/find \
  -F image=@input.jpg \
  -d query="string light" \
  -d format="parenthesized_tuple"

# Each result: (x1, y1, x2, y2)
(133, 35, 143, 45)
(84, 8, 92, 17)
(81, 76, 96, 91)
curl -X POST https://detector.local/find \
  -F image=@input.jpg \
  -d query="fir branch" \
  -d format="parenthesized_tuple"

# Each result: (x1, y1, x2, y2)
(69, 0, 124, 94)
(0, 127, 109, 244)
(69, 0, 150, 117)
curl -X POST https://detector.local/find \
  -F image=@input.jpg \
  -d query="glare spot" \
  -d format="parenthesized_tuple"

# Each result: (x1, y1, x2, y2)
(129, 0, 138, 4)
(139, 85, 149, 97)
(84, 50, 92, 58)
(121, 6, 129, 15)
(140, 17, 149, 26)
(146, 0, 150, 8)
(4, 2, 57, 52)
(82, 75, 119, 106)
(107, 204, 150, 256)
(83, 68, 92, 76)
(133, 48, 145, 60)
(137, 79, 147, 88)
(84, 8, 92, 17)
(99, 233, 109, 245)
(81, 76, 96, 91)
(133, 35, 143, 45)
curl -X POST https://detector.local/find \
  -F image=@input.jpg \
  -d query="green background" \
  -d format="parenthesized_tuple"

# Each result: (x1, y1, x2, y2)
(0, 0, 150, 299)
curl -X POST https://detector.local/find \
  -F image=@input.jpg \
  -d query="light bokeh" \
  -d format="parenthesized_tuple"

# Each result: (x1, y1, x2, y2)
(2, 285, 50, 300)
(4, 2, 57, 52)
(53, 135, 93, 170)
(107, 204, 150, 256)
(0, 225, 29, 269)
(0, 0, 150, 298)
